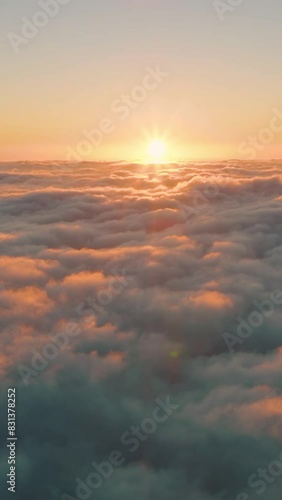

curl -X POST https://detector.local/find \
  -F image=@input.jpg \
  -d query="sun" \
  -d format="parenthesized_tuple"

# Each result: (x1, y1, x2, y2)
(147, 139, 166, 163)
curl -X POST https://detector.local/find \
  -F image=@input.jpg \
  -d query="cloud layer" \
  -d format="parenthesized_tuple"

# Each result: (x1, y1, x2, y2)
(1, 160, 282, 499)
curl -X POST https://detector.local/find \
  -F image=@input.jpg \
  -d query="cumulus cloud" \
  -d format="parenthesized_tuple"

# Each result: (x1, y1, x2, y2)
(1, 160, 282, 499)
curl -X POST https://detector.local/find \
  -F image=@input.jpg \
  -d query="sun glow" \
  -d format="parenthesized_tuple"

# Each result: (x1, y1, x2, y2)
(147, 139, 166, 163)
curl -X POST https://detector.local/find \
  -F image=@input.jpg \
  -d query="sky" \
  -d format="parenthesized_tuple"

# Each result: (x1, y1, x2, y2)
(1, 0, 282, 161)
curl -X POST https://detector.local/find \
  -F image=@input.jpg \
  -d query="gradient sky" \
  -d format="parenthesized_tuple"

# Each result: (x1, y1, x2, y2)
(1, 0, 282, 161)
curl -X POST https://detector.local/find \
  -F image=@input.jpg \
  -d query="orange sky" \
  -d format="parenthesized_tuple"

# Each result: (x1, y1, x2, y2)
(1, 1, 282, 161)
